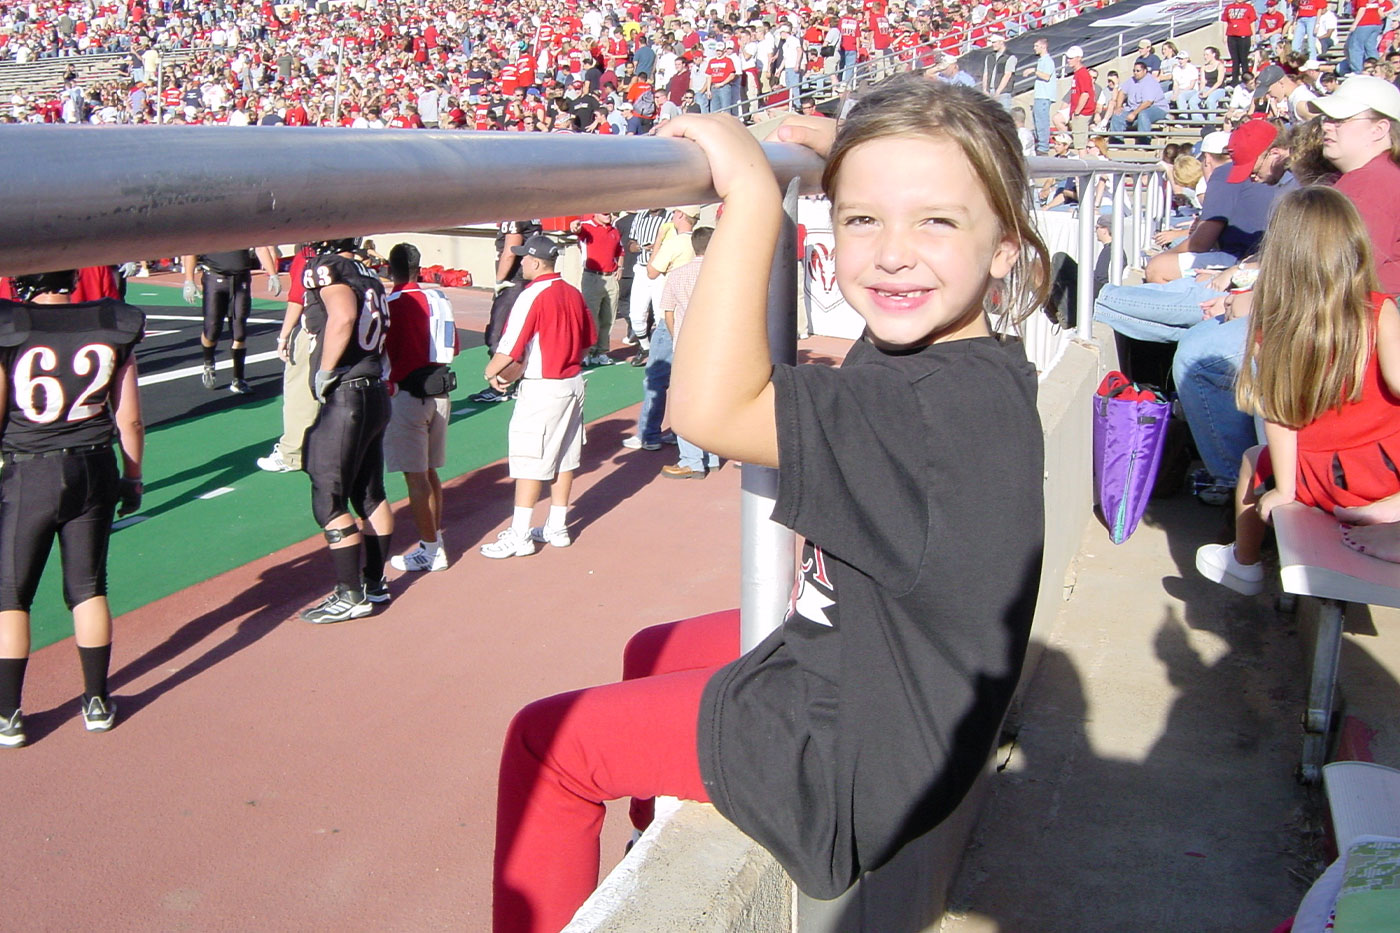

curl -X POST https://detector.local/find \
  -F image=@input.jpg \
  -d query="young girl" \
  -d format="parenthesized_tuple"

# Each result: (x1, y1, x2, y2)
(492, 76, 1051, 932)
(1196, 186, 1400, 594)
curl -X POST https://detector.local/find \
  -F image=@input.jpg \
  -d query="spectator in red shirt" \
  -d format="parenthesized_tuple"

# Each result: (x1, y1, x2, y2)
(1066, 45, 1096, 148)
(1221, 0, 1257, 81)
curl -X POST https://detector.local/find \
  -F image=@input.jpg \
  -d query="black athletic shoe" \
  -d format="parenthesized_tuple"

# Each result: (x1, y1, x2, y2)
(229, 379, 251, 395)
(201, 363, 216, 389)
(81, 695, 116, 732)
(467, 386, 509, 403)
(364, 576, 391, 604)
(0, 709, 25, 747)
(300, 585, 372, 624)
(630, 350, 649, 367)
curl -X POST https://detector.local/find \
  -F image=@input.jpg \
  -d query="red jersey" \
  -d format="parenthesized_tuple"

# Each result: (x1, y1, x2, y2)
(1071, 65, 1095, 115)
(1297, 0, 1323, 16)
(284, 104, 309, 126)
(839, 15, 860, 50)
(869, 13, 892, 49)
(73, 266, 122, 302)
(705, 56, 736, 86)
(1356, 0, 1391, 26)
(1221, 1, 1256, 35)
(500, 64, 519, 94)
(1259, 9, 1285, 33)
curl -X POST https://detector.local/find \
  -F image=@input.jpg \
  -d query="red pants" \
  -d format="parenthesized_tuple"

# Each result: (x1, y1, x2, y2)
(493, 609, 741, 933)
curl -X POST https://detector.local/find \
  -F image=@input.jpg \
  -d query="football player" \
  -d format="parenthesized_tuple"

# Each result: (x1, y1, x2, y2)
(0, 269, 145, 747)
(181, 247, 281, 394)
(298, 239, 395, 624)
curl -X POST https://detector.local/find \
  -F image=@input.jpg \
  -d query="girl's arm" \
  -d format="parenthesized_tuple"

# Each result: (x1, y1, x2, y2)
(1258, 420, 1297, 524)
(656, 114, 785, 467)
(1374, 298, 1400, 397)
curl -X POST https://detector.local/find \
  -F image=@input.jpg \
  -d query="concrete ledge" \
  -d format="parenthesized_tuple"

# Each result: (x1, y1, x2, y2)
(566, 799, 792, 933)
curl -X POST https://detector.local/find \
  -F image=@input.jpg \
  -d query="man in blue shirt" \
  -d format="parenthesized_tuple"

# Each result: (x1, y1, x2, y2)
(1109, 61, 1168, 135)
(1021, 36, 1057, 154)
(932, 53, 977, 87)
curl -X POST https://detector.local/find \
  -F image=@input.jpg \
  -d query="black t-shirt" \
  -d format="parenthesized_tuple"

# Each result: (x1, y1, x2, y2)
(570, 94, 600, 128)
(201, 249, 258, 274)
(300, 254, 388, 382)
(0, 299, 144, 454)
(697, 336, 1044, 899)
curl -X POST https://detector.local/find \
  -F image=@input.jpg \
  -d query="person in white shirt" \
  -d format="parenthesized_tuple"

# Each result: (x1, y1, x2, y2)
(1171, 50, 1203, 121)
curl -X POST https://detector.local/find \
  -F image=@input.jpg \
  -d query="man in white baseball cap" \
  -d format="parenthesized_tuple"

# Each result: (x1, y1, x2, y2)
(1316, 75, 1400, 291)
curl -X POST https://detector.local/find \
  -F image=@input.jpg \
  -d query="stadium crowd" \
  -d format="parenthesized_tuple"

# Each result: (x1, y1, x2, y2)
(3, 0, 1114, 128)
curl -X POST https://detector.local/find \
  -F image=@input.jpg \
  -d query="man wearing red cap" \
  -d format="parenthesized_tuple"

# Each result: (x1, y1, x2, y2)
(1146, 118, 1291, 283)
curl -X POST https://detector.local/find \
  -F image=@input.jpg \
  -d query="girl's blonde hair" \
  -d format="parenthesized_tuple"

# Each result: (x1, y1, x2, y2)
(821, 76, 1051, 325)
(1236, 186, 1379, 427)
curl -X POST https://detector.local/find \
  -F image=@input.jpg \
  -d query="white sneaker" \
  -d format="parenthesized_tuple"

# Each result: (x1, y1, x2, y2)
(622, 436, 661, 451)
(480, 527, 536, 559)
(530, 525, 572, 548)
(392, 543, 449, 572)
(1195, 543, 1265, 596)
(256, 445, 292, 473)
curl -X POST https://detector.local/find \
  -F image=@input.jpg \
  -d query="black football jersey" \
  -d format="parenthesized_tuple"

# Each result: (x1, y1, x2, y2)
(300, 254, 389, 382)
(495, 220, 542, 285)
(0, 299, 144, 455)
(201, 250, 259, 275)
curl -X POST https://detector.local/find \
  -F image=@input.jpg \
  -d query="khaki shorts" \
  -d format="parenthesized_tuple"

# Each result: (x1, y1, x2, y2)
(507, 376, 586, 481)
(383, 391, 450, 474)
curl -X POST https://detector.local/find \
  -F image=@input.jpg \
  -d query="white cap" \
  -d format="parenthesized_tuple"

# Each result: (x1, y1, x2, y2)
(1065, 45, 1083, 59)
(1200, 130, 1231, 155)
(1313, 74, 1400, 122)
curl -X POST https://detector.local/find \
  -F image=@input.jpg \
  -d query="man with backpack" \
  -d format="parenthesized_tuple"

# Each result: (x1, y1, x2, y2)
(383, 244, 459, 574)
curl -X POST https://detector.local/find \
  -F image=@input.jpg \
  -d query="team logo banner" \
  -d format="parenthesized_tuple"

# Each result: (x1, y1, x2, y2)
(1091, 0, 1221, 27)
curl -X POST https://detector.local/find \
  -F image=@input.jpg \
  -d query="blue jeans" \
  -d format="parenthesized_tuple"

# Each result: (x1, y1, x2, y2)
(1293, 15, 1318, 56)
(783, 67, 801, 107)
(1093, 278, 1223, 343)
(1344, 24, 1382, 74)
(637, 320, 673, 445)
(840, 49, 858, 85)
(711, 82, 737, 113)
(1172, 316, 1254, 484)
(1033, 98, 1052, 153)
(676, 435, 718, 472)
(1109, 104, 1167, 135)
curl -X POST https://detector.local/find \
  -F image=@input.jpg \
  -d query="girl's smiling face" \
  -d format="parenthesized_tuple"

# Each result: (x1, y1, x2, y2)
(831, 135, 1020, 350)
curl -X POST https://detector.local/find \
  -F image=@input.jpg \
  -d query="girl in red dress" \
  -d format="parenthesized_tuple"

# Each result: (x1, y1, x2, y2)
(1197, 186, 1400, 593)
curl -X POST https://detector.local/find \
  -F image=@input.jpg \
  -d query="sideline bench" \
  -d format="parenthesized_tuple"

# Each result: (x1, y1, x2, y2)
(1274, 503, 1400, 783)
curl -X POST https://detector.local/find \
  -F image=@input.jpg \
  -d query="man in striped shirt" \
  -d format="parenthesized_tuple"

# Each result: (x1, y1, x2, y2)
(624, 208, 668, 362)
(480, 236, 598, 559)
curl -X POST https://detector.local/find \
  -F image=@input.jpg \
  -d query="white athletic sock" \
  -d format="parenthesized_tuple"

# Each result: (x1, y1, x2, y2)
(547, 505, 568, 531)
(420, 538, 440, 555)
(511, 506, 533, 536)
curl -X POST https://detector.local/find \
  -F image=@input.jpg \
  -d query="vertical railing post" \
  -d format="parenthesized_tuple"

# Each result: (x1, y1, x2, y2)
(740, 178, 800, 652)
(1110, 174, 1126, 286)
(1076, 172, 1097, 339)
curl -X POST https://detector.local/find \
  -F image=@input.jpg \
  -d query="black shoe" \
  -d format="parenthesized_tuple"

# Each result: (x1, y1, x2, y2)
(229, 379, 251, 395)
(630, 350, 649, 367)
(364, 576, 391, 604)
(300, 584, 372, 624)
(467, 386, 509, 403)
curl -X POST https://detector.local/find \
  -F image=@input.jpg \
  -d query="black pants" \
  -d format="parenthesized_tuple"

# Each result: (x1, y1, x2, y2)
(0, 447, 119, 611)
(304, 380, 391, 527)
(202, 270, 252, 344)
(1227, 35, 1251, 82)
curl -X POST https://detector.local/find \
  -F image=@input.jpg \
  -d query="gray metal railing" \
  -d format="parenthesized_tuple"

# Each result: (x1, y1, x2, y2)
(0, 125, 1166, 643)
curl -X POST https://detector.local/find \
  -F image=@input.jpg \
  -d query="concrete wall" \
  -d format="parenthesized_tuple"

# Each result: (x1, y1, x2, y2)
(570, 327, 1115, 933)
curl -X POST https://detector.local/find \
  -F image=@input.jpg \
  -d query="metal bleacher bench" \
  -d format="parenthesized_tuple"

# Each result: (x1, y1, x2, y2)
(1274, 503, 1400, 783)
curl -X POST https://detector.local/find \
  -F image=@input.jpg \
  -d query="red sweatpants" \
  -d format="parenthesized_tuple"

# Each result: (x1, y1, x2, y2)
(493, 608, 741, 933)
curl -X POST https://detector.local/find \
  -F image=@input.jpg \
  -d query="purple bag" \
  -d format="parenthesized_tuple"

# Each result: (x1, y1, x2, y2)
(1093, 372, 1171, 544)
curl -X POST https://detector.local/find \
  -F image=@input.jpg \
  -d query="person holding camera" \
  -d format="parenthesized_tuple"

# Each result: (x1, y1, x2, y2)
(384, 244, 458, 574)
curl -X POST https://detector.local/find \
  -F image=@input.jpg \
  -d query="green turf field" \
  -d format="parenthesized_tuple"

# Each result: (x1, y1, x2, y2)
(25, 303, 645, 651)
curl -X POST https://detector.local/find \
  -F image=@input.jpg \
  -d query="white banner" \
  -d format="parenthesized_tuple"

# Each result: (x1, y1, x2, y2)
(798, 197, 866, 340)
(1090, 0, 1220, 27)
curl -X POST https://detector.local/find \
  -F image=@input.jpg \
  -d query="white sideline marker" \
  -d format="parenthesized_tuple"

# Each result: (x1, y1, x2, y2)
(197, 487, 235, 500)
(112, 515, 149, 530)
(137, 351, 280, 387)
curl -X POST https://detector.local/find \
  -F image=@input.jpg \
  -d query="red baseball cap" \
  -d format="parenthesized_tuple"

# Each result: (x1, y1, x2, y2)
(1226, 118, 1279, 183)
